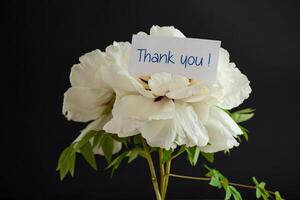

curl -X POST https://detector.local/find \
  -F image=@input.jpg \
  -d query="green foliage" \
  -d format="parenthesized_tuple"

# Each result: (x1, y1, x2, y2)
(185, 146, 200, 166)
(231, 108, 255, 123)
(252, 177, 271, 200)
(162, 149, 173, 164)
(201, 152, 214, 163)
(239, 125, 249, 141)
(56, 145, 76, 180)
(106, 148, 144, 176)
(275, 191, 284, 200)
(80, 142, 97, 170)
(205, 166, 242, 200)
(57, 130, 129, 180)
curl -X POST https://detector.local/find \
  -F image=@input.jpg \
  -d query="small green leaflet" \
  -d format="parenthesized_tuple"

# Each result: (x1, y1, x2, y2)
(205, 165, 242, 200)
(80, 142, 97, 170)
(201, 152, 214, 163)
(275, 191, 284, 200)
(253, 177, 270, 200)
(231, 108, 255, 123)
(106, 148, 144, 177)
(56, 145, 76, 180)
(185, 146, 200, 166)
(162, 149, 173, 164)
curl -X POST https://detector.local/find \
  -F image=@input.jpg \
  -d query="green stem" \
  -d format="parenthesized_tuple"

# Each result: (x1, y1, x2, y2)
(141, 138, 162, 200)
(158, 149, 165, 195)
(168, 173, 276, 195)
(162, 159, 171, 199)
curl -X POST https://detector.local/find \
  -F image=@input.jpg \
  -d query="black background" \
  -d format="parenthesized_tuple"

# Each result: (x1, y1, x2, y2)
(3, 0, 300, 199)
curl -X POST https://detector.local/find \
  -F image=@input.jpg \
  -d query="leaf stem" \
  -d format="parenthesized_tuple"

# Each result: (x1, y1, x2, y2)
(168, 173, 275, 195)
(170, 147, 185, 160)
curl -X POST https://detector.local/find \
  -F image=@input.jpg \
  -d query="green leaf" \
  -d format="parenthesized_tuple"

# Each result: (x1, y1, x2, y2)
(229, 186, 242, 200)
(57, 145, 76, 180)
(253, 177, 270, 200)
(205, 166, 242, 199)
(92, 132, 104, 148)
(75, 130, 97, 150)
(106, 150, 129, 177)
(80, 142, 97, 170)
(127, 148, 140, 163)
(69, 152, 76, 176)
(225, 186, 232, 200)
(133, 135, 143, 147)
(101, 136, 115, 163)
(275, 191, 284, 200)
(210, 176, 222, 188)
(231, 108, 255, 123)
(185, 146, 200, 166)
(239, 125, 249, 141)
(162, 149, 173, 163)
(201, 152, 214, 163)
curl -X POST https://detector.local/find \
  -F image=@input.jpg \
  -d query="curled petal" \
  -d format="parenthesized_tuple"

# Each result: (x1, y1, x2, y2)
(216, 48, 251, 109)
(63, 87, 112, 122)
(70, 50, 110, 89)
(103, 116, 140, 137)
(200, 107, 242, 153)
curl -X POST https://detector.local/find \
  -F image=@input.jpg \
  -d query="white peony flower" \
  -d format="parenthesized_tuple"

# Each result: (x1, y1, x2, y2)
(102, 25, 251, 152)
(63, 50, 121, 155)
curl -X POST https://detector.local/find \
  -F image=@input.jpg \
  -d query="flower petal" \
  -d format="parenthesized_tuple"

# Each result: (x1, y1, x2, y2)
(199, 107, 242, 153)
(140, 119, 177, 150)
(148, 72, 172, 96)
(150, 25, 185, 38)
(174, 102, 209, 147)
(216, 48, 251, 109)
(70, 50, 110, 89)
(103, 116, 140, 137)
(63, 87, 112, 122)
(101, 42, 154, 98)
(113, 95, 175, 120)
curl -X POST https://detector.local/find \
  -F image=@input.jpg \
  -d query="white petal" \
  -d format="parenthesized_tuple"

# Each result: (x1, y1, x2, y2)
(113, 95, 175, 120)
(101, 42, 154, 98)
(103, 116, 140, 137)
(150, 25, 185, 38)
(140, 119, 177, 150)
(174, 102, 209, 147)
(168, 75, 189, 91)
(70, 50, 110, 89)
(63, 87, 112, 122)
(148, 72, 172, 96)
(192, 102, 210, 124)
(166, 84, 207, 100)
(209, 107, 243, 137)
(199, 107, 241, 153)
(216, 48, 251, 109)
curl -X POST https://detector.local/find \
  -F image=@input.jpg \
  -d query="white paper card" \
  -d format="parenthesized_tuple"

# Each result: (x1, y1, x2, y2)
(128, 35, 221, 82)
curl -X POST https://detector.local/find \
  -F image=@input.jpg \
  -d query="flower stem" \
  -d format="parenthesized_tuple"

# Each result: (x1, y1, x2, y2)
(167, 173, 275, 195)
(162, 159, 171, 199)
(141, 138, 162, 200)
(158, 149, 165, 195)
